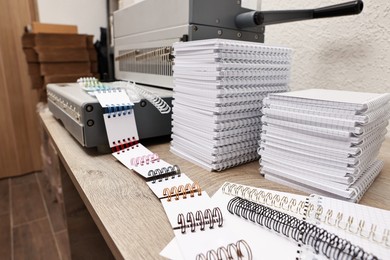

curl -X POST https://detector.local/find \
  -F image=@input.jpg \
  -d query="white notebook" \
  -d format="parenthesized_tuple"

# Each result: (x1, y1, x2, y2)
(172, 38, 292, 171)
(263, 159, 383, 202)
(260, 89, 390, 201)
(267, 89, 390, 113)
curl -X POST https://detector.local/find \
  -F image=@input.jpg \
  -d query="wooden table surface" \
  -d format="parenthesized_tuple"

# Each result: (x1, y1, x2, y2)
(39, 109, 390, 260)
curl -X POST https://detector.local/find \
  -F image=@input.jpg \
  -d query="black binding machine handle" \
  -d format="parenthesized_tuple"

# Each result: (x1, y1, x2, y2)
(235, 0, 364, 28)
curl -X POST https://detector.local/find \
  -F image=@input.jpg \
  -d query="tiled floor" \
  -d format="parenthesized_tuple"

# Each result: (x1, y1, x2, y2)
(0, 172, 70, 260)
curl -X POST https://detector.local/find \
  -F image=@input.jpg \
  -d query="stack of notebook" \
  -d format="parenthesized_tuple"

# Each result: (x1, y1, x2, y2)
(170, 39, 292, 171)
(259, 89, 390, 202)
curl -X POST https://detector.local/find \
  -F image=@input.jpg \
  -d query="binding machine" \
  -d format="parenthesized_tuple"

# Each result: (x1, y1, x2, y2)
(47, 0, 364, 150)
(113, 0, 363, 88)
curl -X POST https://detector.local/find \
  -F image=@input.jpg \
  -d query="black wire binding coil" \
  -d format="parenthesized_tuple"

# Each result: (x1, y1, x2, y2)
(163, 182, 201, 201)
(196, 239, 253, 260)
(227, 197, 379, 260)
(222, 183, 390, 248)
(176, 207, 223, 234)
(147, 165, 181, 184)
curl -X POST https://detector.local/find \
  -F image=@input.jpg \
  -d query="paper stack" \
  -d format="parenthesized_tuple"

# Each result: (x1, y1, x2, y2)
(259, 89, 390, 202)
(170, 39, 292, 171)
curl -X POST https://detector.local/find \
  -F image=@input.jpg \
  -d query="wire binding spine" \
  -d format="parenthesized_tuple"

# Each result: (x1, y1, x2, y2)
(111, 137, 139, 153)
(130, 153, 160, 167)
(364, 93, 390, 113)
(147, 165, 181, 184)
(216, 117, 262, 131)
(176, 207, 223, 234)
(358, 116, 390, 136)
(123, 81, 171, 114)
(222, 182, 306, 216)
(358, 128, 387, 152)
(348, 161, 384, 203)
(363, 103, 390, 124)
(213, 146, 258, 163)
(162, 182, 201, 201)
(77, 77, 103, 89)
(222, 182, 390, 249)
(214, 153, 259, 172)
(228, 197, 379, 260)
(218, 141, 259, 155)
(196, 239, 253, 260)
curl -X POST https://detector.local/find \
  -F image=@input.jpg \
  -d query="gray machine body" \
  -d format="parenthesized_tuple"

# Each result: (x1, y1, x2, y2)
(113, 0, 265, 88)
(47, 83, 173, 150)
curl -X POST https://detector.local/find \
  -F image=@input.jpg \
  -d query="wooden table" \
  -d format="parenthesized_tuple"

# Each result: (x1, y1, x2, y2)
(39, 109, 390, 260)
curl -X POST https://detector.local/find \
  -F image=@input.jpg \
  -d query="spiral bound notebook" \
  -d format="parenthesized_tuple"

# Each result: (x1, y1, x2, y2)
(260, 89, 390, 201)
(161, 182, 389, 259)
(215, 182, 389, 259)
(262, 158, 383, 203)
(267, 89, 390, 113)
(171, 38, 292, 171)
(160, 185, 300, 260)
(94, 89, 139, 153)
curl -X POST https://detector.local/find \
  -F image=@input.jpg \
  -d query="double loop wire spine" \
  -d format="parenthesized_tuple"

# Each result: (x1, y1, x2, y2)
(177, 207, 223, 234)
(163, 182, 201, 201)
(227, 197, 379, 260)
(196, 239, 252, 260)
(131, 153, 160, 167)
(147, 165, 181, 184)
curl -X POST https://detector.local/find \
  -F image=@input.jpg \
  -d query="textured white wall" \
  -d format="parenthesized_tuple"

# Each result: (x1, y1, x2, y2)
(262, 0, 390, 94)
(262, 0, 390, 136)
(37, 0, 107, 41)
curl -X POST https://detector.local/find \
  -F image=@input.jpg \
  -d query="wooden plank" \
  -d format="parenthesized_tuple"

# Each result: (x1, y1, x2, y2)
(0, 32, 22, 176)
(31, 22, 78, 34)
(27, 63, 40, 75)
(88, 48, 97, 61)
(9, 0, 42, 173)
(0, 56, 22, 170)
(86, 35, 94, 48)
(44, 73, 93, 85)
(0, 0, 42, 177)
(29, 74, 44, 89)
(28, 0, 38, 22)
(23, 48, 39, 62)
(40, 62, 91, 76)
(22, 33, 87, 48)
(91, 61, 98, 73)
(39, 108, 390, 259)
(60, 161, 114, 260)
(34, 47, 90, 62)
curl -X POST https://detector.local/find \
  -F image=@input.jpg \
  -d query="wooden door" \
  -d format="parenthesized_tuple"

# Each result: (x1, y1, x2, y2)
(0, 0, 42, 178)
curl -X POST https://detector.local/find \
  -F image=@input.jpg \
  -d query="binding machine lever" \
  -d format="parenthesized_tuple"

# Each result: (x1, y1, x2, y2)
(235, 0, 364, 28)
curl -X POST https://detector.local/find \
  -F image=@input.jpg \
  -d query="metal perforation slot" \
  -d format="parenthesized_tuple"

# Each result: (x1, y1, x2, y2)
(117, 46, 173, 76)
(48, 90, 81, 122)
